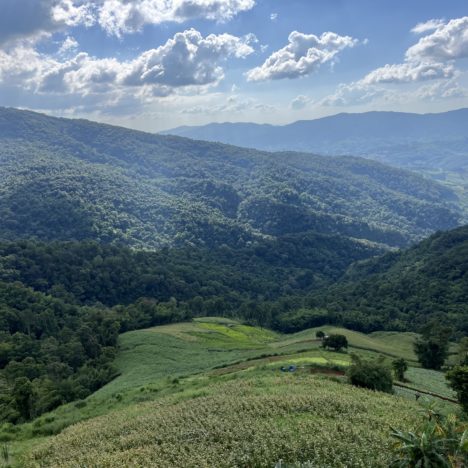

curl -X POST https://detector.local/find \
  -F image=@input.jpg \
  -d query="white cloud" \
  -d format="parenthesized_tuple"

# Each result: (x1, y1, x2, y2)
(321, 82, 392, 107)
(0, 0, 94, 46)
(181, 94, 276, 115)
(416, 79, 467, 101)
(362, 61, 455, 85)
(58, 36, 79, 55)
(359, 16, 468, 86)
(98, 0, 256, 36)
(51, 0, 94, 27)
(411, 19, 445, 35)
(121, 29, 255, 89)
(0, 29, 255, 103)
(270, 13, 278, 21)
(246, 31, 358, 82)
(290, 94, 311, 110)
(406, 16, 468, 63)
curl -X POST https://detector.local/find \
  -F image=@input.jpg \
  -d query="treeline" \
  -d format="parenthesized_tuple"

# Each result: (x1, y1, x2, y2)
(2, 224, 468, 422)
(0, 234, 376, 423)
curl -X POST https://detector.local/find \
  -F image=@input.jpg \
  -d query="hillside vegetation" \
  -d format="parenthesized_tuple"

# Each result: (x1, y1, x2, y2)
(0, 107, 461, 249)
(9, 318, 457, 467)
(313, 225, 468, 334)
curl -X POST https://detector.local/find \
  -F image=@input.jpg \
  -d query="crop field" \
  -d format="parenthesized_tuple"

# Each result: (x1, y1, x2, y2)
(25, 374, 420, 468)
(6, 318, 458, 467)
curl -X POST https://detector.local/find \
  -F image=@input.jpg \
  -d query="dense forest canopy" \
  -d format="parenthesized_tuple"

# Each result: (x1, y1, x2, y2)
(0, 107, 461, 250)
(0, 108, 466, 423)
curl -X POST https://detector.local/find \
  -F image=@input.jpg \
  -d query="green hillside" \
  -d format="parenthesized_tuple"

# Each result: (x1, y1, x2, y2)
(313, 225, 468, 334)
(0, 108, 461, 249)
(6, 318, 458, 467)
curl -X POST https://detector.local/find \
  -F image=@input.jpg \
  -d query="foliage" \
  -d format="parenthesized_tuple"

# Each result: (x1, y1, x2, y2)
(446, 366, 468, 414)
(0, 108, 460, 251)
(312, 226, 468, 335)
(414, 323, 452, 370)
(347, 354, 393, 393)
(315, 330, 325, 340)
(322, 334, 348, 352)
(24, 375, 420, 467)
(390, 407, 468, 468)
(393, 358, 409, 381)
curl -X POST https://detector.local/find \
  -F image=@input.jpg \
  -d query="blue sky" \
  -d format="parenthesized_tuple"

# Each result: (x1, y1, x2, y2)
(0, 0, 467, 131)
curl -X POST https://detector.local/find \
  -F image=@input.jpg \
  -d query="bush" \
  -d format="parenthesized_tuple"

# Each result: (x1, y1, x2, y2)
(347, 355, 393, 393)
(322, 334, 348, 352)
(446, 365, 468, 414)
(392, 358, 408, 381)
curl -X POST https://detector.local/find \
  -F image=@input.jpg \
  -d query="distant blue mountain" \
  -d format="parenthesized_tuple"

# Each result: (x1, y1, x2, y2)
(162, 109, 468, 171)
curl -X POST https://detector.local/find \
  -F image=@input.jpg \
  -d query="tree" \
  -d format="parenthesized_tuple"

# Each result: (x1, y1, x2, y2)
(322, 334, 348, 352)
(12, 377, 34, 420)
(315, 330, 325, 340)
(457, 337, 468, 365)
(347, 354, 393, 393)
(392, 358, 408, 381)
(414, 322, 451, 370)
(446, 366, 468, 414)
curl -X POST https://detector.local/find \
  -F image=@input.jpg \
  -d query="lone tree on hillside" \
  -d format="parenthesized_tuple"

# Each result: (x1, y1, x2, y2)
(315, 330, 325, 340)
(414, 322, 451, 370)
(322, 334, 348, 352)
(392, 358, 408, 381)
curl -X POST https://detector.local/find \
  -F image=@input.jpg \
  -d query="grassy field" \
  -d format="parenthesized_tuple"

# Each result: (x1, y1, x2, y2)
(3, 318, 459, 467)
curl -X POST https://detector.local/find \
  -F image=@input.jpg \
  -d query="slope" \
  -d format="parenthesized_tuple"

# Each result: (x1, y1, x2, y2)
(8, 318, 457, 467)
(313, 225, 468, 334)
(0, 107, 461, 249)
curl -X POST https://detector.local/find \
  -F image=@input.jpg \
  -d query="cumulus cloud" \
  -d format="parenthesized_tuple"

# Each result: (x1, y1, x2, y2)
(406, 16, 468, 63)
(98, 0, 256, 36)
(411, 19, 445, 35)
(321, 82, 391, 107)
(362, 61, 455, 85)
(121, 29, 255, 88)
(58, 36, 79, 55)
(246, 31, 358, 82)
(0, 0, 255, 45)
(361, 17, 468, 85)
(416, 79, 467, 101)
(290, 94, 311, 110)
(0, 0, 94, 46)
(0, 28, 255, 102)
(181, 94, 276, 115)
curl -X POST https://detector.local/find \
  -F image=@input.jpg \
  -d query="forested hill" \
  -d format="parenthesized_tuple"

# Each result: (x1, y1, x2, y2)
(312, 225, 468, 334)
(0, 107, 460, 249)
(163, 109, 468, 172)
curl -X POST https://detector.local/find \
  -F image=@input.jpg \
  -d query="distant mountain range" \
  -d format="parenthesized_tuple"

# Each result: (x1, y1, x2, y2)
(162, 109, 468, 172)
(0, 107, 461, 251)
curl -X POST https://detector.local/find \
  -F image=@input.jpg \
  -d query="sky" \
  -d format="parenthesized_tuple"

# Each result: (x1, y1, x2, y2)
(0, 0, 467, 132)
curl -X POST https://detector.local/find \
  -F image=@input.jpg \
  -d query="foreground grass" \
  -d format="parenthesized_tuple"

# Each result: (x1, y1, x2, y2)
(24, 373, 420, 468)
(6, 318, 458, 466)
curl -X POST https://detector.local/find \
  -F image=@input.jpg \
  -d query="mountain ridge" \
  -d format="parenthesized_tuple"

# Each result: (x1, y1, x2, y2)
(0, 107, 460, 250)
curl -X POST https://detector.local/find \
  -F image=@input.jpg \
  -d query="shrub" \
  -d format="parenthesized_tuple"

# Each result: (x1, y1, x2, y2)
(347, 354, 393, 393)
(446, 365, 468, 414)
(392, 358, 408, 381)
(322, 334, 348, 352)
